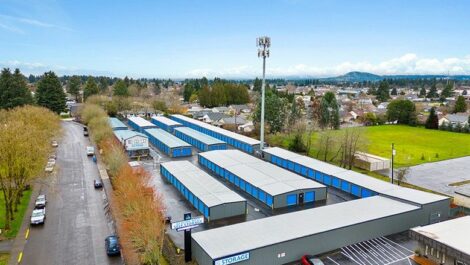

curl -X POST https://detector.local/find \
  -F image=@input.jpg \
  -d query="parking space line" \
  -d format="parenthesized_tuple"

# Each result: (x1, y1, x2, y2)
(382, 236, 414, 253)
(374, 237, 407, 258)
(363, 240, 396, 262)
(384, 255, 413, 265)
(344, 245, 370, 265)
(358, 241, 387, 264)
(376, 237, 410, 257)
(326, 256, 341, 265)
(370, 238, 403, 260)
(350, 244, 379, 265)
(341, 251, 364, 265)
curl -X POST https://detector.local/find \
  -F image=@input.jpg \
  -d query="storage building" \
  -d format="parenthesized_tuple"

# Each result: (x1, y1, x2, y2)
(144, 128, 192, 158)
(170, 114, 260, 154)
(160, 161, 246, 221)
(192, 196, 428, 265)
(109, 117, 128, 131)
(127, 116, 157, 133)
(354, 151, 390, 171)
(174, 127, 227, 152)
(198, 150, 326, 209)
(113, 130, 149, 158)
(151, 115, 183, 133)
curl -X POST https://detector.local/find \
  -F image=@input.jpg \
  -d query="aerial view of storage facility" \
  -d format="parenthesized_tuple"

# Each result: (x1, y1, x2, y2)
(144, 128, 192, 158)
(174, 127, 227, 152)
(127, 116, 157, 133)
(192, 195, 432, 265)
(113, 130, 149, 158)
(108, 117, 128, 131)
(160, 161, 247, 221)
(198, 150, 326, 209)
(151, 115, 183, 133)
(170, 114, 260, 154)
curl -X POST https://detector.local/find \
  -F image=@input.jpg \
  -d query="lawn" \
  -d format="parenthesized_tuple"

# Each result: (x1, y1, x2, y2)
(267, 125, 470, 168)
(0, 253, 9, 265)
(0, 189, 32, 239)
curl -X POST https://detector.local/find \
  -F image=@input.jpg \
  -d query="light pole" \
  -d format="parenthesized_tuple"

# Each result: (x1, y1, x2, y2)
(257, 36, 270, 150)
(391, 143, 396, 184)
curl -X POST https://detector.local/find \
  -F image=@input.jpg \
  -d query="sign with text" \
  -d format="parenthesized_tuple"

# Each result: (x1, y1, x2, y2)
(214, 252, 250, 265)
(171, 216, 204, 231)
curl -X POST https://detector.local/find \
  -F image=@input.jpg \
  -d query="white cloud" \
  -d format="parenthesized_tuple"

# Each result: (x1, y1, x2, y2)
(0, 60, 113, 77)
(0, 14, 72, 32)
(186, 54, 470, 78)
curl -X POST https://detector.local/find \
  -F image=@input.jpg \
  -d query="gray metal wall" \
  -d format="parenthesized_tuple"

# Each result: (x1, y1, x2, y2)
(209, 201, 247, 221)
(192, 207, 424, 265)
(273, 188, 326, 208)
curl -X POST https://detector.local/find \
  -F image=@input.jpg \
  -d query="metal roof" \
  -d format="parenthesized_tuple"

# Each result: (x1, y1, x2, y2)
(174, 127, 225, 146)
(200, 150, 325, 196)
(192, 196, 420, 260)
(411, 216, 470, 255)
(108, 117, 128, 130)
(128, 116, 156, 128)
(171, 114, 260, 145)
(263, 147, 448, 205)
(113, 130, 147, 141)
(145, 128, 191, 149)
(161, 161, 246, 208)
(151, 115, 182, 127)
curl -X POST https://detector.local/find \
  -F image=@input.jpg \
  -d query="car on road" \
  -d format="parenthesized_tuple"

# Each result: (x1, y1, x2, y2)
(86, 146, 95, 156)
(94, 179, 103, 189)
(105, 235, 120, 256)
(35, 195, 47, 208)
(83, 126, 89, 136)
(51, 140, 58, 147)
(31, 208, 46, 225)
(45, 161, 55, 172)
(301, 255, 324, 265)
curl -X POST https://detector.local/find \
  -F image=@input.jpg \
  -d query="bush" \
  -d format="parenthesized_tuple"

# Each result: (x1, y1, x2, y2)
(101, 138, 128, 177)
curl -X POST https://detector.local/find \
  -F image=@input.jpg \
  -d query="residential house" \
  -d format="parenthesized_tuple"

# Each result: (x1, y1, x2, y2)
(238, 121, 255, 133)
(202, 112, 230, 124)
(229, 104, 251, 114)
(219, 116, 247, 127)
(439, 113, 469, 127)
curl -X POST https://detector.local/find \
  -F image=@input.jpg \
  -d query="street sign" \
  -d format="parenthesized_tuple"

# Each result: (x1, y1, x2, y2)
(171, 216, 204, 231)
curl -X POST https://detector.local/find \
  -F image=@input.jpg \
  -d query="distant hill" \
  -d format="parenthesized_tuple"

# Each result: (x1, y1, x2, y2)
(316, 72, 470, 82)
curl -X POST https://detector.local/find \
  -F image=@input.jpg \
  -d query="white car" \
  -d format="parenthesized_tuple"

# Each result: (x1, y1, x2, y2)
(86, 146, 95, 156)
(45, 161, 55, 172)
(51, 140, 58, 147)
(31, 208, 46, 225)
(35, 194, 47, 208)
(48, 158, 56, 166)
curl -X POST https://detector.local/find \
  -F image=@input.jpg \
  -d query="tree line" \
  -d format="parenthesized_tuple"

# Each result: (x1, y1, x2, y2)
(183, 78, 250, 107)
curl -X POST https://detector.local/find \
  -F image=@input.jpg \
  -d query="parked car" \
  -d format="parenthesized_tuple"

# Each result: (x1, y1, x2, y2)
(83, 126, 89, 136)
(51, 140, 58, 147)
(301, 255, 324, 265)
(30, 208, 46, 225)
(48, 158, 56, 166)
(45, 162, 55, 172)
(35, 194, 47, 208)
(94, 179, 103, 189)
(105, 235, 120, 256)
(86, 146, 95, 156)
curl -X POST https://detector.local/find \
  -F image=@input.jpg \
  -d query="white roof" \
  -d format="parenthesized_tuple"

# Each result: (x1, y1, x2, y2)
(200, 150, 325, 196)
(145, 128, 191, 149)
(411, 216, 470, 255)
(128, 116, 156, 128)
(380, 186, 449, 205)
(171, 114, 260, 145)
(192, 196, 420, 259)
(151, 115, 182, 127)
(174, 127, 225, 146)
(161, 161, 246, 207)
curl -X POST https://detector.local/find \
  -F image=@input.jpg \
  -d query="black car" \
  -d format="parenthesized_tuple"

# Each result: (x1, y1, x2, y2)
(105, 235, 120, 256)
(94, 179, 103, 189)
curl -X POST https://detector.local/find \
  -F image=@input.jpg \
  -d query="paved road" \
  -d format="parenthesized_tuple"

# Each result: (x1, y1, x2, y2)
(21, 121, 121, 265)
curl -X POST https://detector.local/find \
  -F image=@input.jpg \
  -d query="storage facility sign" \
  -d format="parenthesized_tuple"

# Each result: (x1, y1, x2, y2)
(214, 252, 250, 265)
(170, 216, 204, 231)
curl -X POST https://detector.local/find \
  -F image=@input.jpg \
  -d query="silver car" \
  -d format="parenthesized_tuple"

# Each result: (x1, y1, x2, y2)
(35, 194, 47, 208)
(31, 208, 46, 225)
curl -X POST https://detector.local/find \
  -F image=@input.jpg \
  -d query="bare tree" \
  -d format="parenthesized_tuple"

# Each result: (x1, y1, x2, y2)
(315, 130, 338, 162)
(338, 127, 368, 169)
(396, 167, 410, 186)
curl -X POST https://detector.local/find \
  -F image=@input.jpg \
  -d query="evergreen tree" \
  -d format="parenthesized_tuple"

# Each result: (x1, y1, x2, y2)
(99, 77, 108, 93)
(454, 95, 467, 113)
(319, 91, 340, 129)
(425, 107, 439, 129)
(253, 77, 262, 92)
(440, 82, 453, 100)
(376, 80, 390, 102)
(254, 91, 288, 133)
(113, 80, 129, 97)
(67, 75, 81, 102)
(419, 87, 426, 98)
(391, 87, 398, 96)
(0, 68, 33, 109)
(36, 71, 66, 114)
(28, 74, 36, 83)
(183, 83, 194, 102)
(463, 90, 468, 96)
(83, 76, 99, 100)
(386, 99, 417, 126)
(427, 84, 438, 99)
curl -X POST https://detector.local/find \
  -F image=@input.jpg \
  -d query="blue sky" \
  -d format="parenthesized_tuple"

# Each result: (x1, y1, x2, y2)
(1, 0, 470, 78)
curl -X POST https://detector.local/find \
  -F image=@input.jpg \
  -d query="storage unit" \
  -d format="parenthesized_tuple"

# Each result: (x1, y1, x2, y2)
(127, 116, 157, 133)
(170, 114, 260, 154)
(108, 117, 128, 131)
(354, 151, 391, 171)
(160, 161, 246, 221)
(151, 115, 183, 133)
(113, 130, 149, 158)
(174, 127, 227, 152)
(192, 196, 426, 265)
(144, 128, 192, 158)
(198, 150, 326, 209)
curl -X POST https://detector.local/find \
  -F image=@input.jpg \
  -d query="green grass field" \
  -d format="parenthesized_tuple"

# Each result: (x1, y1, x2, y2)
(0, 189, 32, 239)
(267, 125, 470, 168)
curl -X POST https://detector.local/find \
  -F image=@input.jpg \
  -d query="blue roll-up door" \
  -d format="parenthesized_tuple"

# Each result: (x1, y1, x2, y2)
(251, 187, 258, 198)
(301, 166, 308, 176)
(240, 179, 246, 191)
(288, 161, 294, 170)
(361, 189, 373, 198)
(234, 176, 240, 187)
(286, 194, 297, 206)
(246, 183, 252, 194)
(341, 181, 351, 192)
(294, 163, 301, 173)
(323, 175, 331, 185)
(266, 195, 273, 207)
(204, 207, 209, 218)
(332, 178, 341, 188)
(258, 190, 266, 203)
(351, 185, 361, 197)
(304, 191, 315, 202)
(308, 169, 314, 179)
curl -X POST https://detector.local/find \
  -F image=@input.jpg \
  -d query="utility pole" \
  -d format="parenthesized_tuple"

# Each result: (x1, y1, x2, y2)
(257, 36, 270, 150)
(391, 143, 396, 184)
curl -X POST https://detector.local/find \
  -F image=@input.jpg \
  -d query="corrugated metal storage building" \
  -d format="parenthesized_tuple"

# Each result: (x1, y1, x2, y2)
(160, 161, 246, 221)
(113, 130, 149, 158)
(192, 195, 427, 265)
(174, 127, 227, 152)
(151, 115, 183, 133)
(144, 128, 192, 158)
(198, 150, 326, 209)
(127, 116, 157, 133)
(109, 117, 128, 131)
(170, 114, 260, 154)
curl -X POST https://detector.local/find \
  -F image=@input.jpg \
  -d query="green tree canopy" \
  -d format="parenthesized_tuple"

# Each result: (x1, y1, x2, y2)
(376, 80, 390, 102)
(427, 83, 438, 99)
(83, 76, 99, 100)
(99, 77, 108, 93)
(440, 82, 453, 100)
(319, 91, 340, 129)
(0, 68, 33, 109)
(67, 75, 81, 102)
(386, 99, 417, 126)
(254, 90, 288, 133)
(113, 80, 129, 97)
(419, 87, 426, 98)
(425, 107, 439, 129)
(454, 95, 467, 113)
(36, 71, 66, 114)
